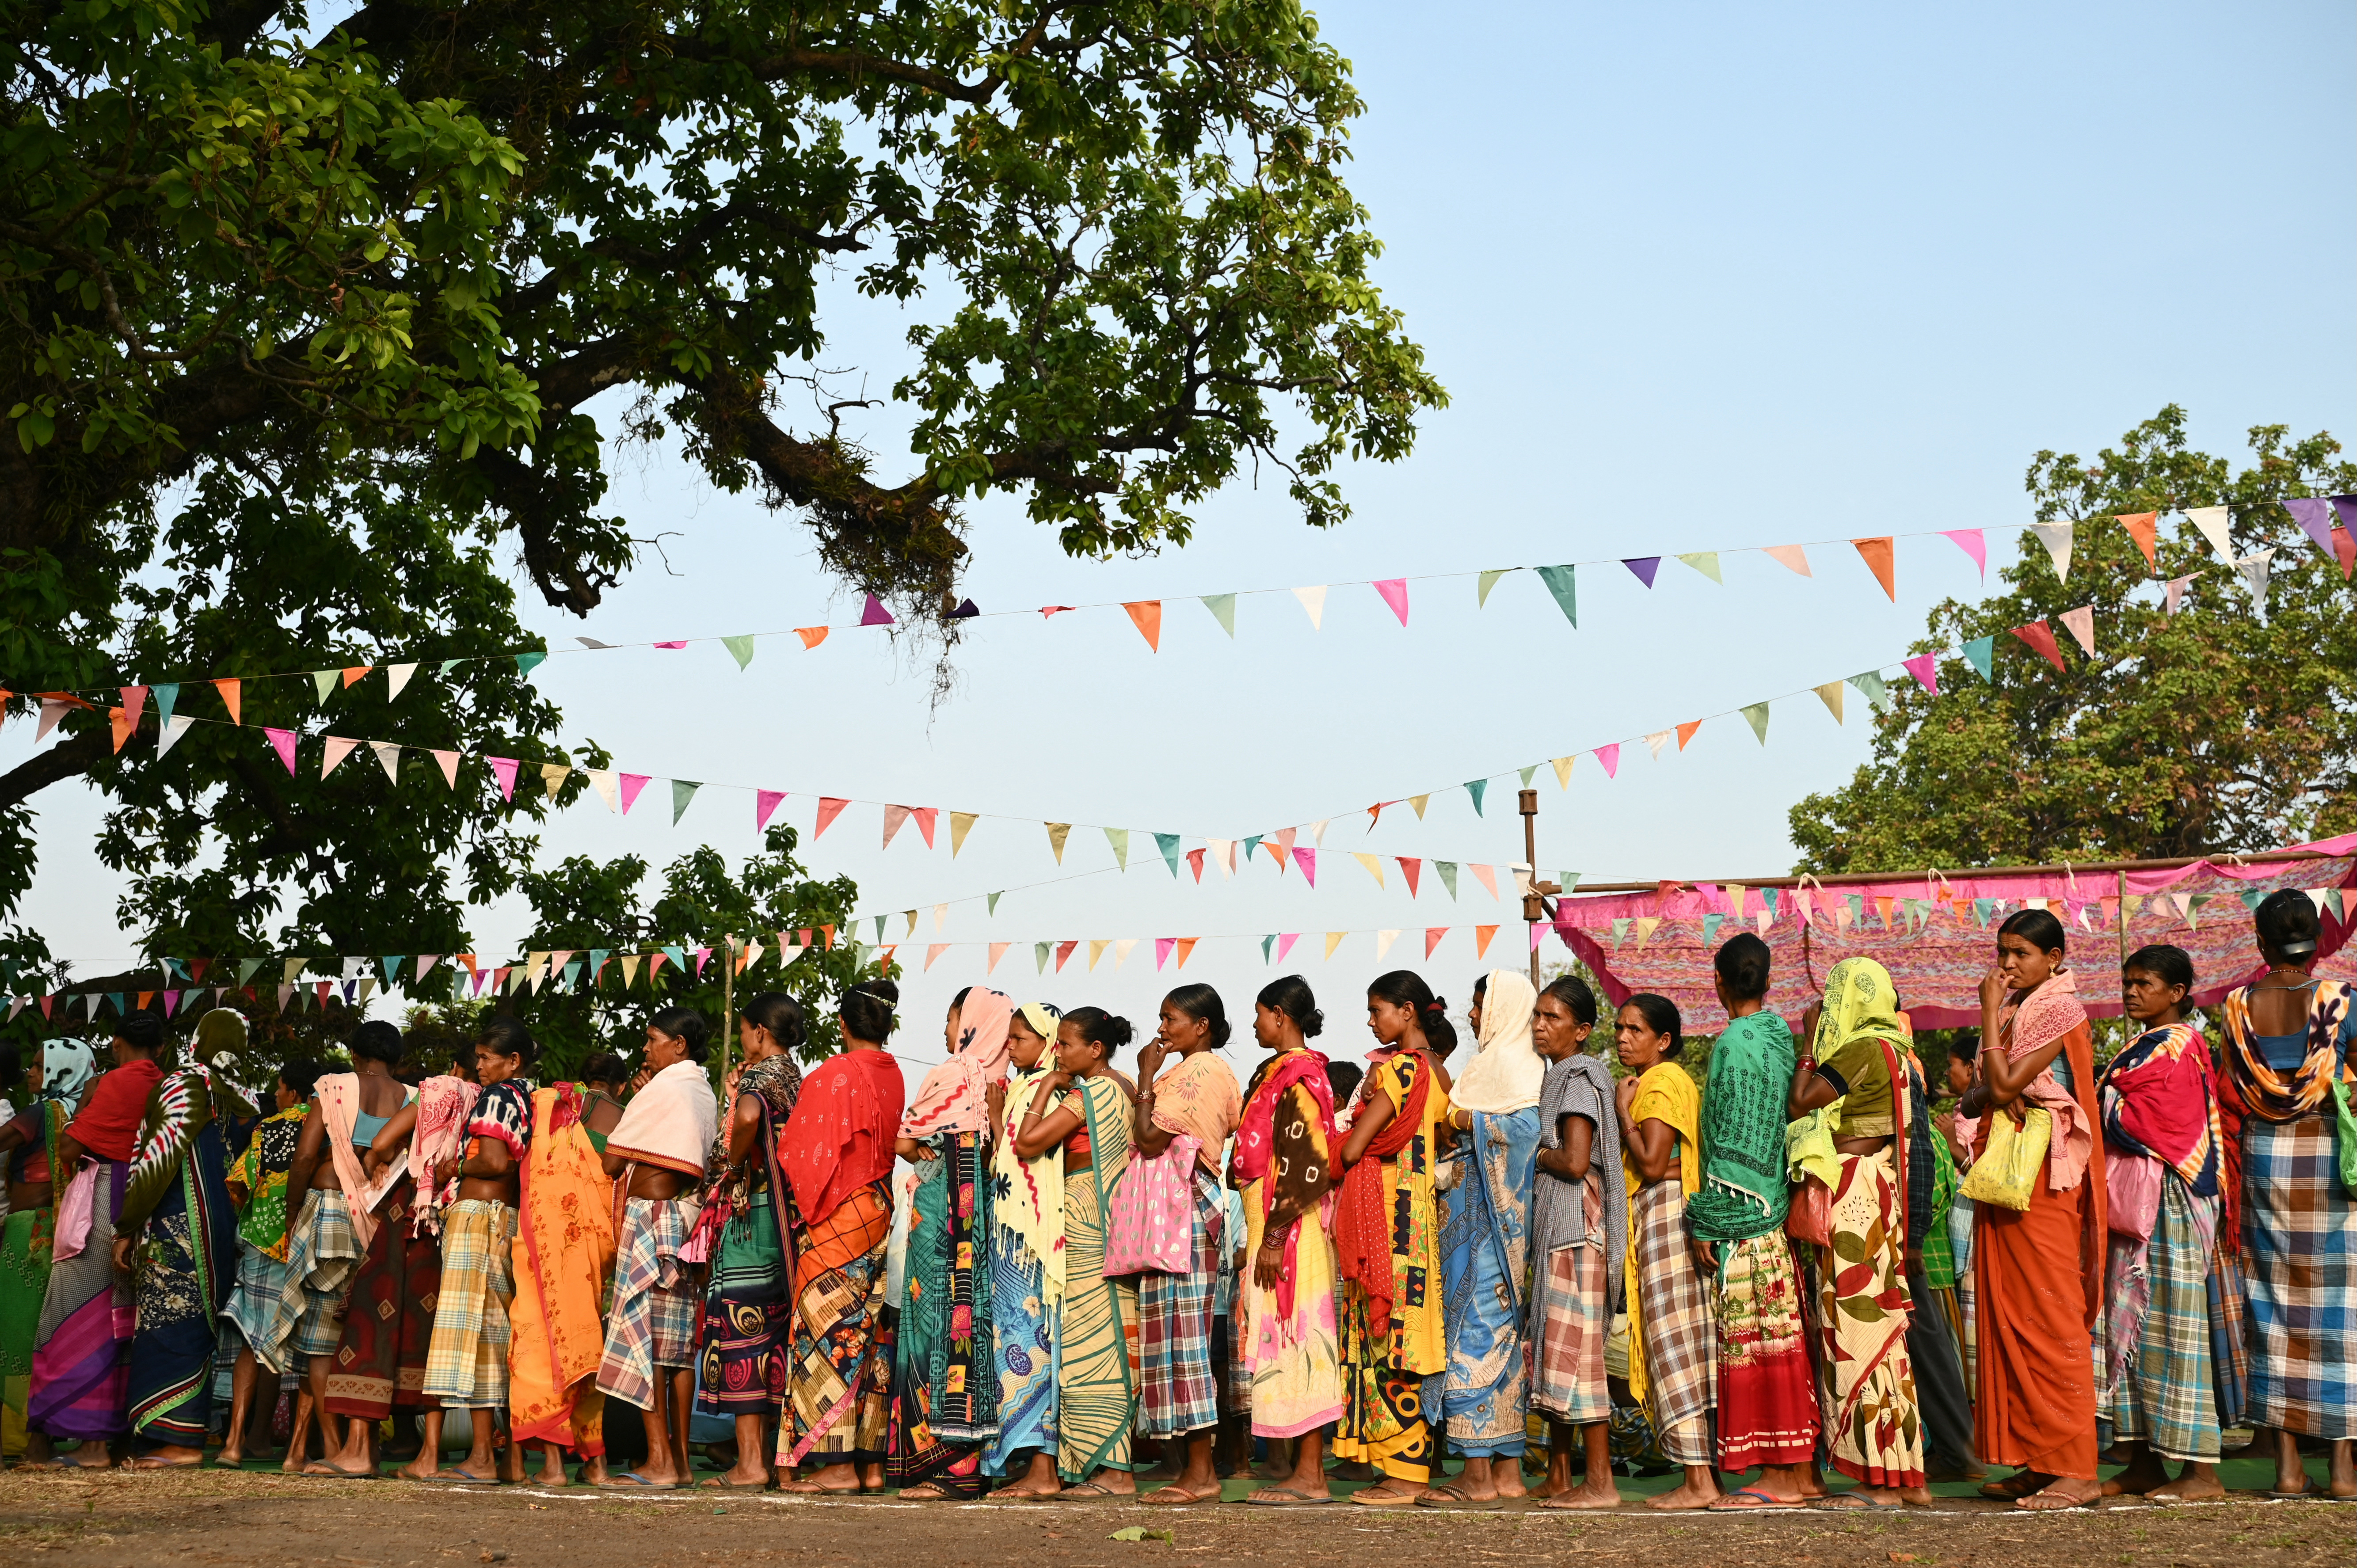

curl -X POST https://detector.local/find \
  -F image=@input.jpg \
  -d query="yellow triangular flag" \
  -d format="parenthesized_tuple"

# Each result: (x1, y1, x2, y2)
(1551, 755, 1574, 789)
(1353, 852, 1385, 888)
(1089, 939, 1110, 971)
(1724, 883, 1746, 919)
(1815, 681, 1844, 723)
(541, 762, 569, 800)
(1045, 822, 1071, 863)
(1325, 931, 1347, 958)
(1409, 793, 1430, 819)
(951, 812, 977, 856)
(1632, 917, 1661, 948)
(620, 954, 642, 987)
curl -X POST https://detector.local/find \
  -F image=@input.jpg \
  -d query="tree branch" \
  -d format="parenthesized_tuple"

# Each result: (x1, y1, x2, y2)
(0, 727, 109, 812)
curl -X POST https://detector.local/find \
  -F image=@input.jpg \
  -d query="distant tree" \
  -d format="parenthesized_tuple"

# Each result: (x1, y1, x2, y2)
(1789, 408, 2357, 873)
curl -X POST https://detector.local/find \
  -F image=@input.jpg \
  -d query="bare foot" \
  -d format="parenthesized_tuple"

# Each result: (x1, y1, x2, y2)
(1537, 1480, 1623, 1510)
(1647, 1475, 1722, 1510)
(2017, 1477, 2102, 1511)
(393, 1454, 440, 1483)
(2148, 1474, 2226, 1503)
(1899, 1485, 1938, 1507)
(2104, 1457, 2172, 1497)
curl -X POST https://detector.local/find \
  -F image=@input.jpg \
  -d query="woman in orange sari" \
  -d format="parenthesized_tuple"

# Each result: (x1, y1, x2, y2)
(1960, 909, 2107, 1510)
(510, 1080, 618, 1487)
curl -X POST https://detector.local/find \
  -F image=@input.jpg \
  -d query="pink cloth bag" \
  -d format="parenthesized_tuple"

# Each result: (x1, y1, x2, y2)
(1100, 1133, 1200, 1277)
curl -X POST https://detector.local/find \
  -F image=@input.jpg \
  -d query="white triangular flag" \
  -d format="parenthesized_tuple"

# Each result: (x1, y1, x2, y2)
(586, 769, 619, 811)
(1309, 818, 1330, 846)
(2184, 505, 2234, 560)
(2031, 520, 2074, 579)
(1644, 730, 1672, 759)
(385, 662, 419, 700)
(1292, 585, 1327, 629)
(1115, 937, 1139, 969)
(1375, 929, 1400, 959)
(2236, 550, 2275, 621)
(1205, 838, 1234, 879)
(154, 713, 198, 759)
(933, 903, 949, 931)
(369, 740, 401, 781)
(35, 698, 71, 742)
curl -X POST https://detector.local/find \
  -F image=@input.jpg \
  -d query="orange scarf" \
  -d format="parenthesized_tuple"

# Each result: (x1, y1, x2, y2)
(1333, 1048, 1431, 1340)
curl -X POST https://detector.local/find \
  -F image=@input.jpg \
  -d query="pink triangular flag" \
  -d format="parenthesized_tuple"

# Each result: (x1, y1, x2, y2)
(1276, 933, 1301, 963)
(487, 755, 519, 800)
(1372, 578, 1410, 626)
(618, 773, 651, 813)
(860, 594, 894, 626)
(653, 640, 688, 649)
(321, 735, 360, 777)
(756, 789, 786, 831)
(1761, 543, 1812, 577)
(2058, 604, 2096, 656)
(925, 944, 950, 971)
(1901, 654, 1938, 695)
(263, 727, 298, 774)
(35, 698, 72, 742)
(121, 685, 149, 729)
(1424, 927, 1447, 959)
(882, 803, 912, 849)
(432, 749, 461, 787)
(1470, 863, 1500, 900)
(2164, 575, 2193, 616)
(1595, 742, 1619, 778)
(814, 797, 850, 838)
(1294, 845, 1317, 887)
(1941, 529, 1987, 578)
(1155, 936, 1177, 971)
(911, 807, 938, 848)
(987, 942, 1010, 972)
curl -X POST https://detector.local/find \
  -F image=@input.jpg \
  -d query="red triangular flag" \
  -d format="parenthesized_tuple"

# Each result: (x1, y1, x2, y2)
(1185, 847, 1206, 883)
(1424, 927, 1447, 958)
(2334, 525, 2355, 580)
(1055, 940, 1078, 972)
(2010, 620, 2066, 671)
(814, 797, 850, 838)
(1123, 600, 1162, 651)
(1397, 858, 1421, 897)
(1851, 536, 1896, 601)
(911, 807, 938, 848)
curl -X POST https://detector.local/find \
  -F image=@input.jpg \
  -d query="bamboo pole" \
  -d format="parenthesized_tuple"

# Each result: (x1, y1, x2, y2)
(1558, 844, 2335, 899)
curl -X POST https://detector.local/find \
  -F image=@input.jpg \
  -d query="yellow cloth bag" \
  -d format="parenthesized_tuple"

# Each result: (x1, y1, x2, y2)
(1959, 1105, 2051, 1211)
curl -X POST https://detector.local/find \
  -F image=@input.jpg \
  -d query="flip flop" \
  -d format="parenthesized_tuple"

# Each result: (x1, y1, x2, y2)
(426, 1467, 503, 1485)
(126, 1457, 206, 1471)
(1349, 1486, 1422, 1508)
(1809, 1494, 1901, 1512)
(1141, 1484, 1218, 1506)
(1056, 1481, 1127, 1500)
(2268, 1478, 2317, 1499)
(699, 1475, 775, 1491)
(1247, 1486, 1331, 1507)
(1707, 1487, 1802, 1512)
(597, 1471, 678, 1490)
(1413, 1483, 1500, 1511)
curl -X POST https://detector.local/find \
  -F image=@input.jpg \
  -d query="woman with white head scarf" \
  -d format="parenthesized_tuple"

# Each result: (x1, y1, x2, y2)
(1420, 970, 1545, 1506)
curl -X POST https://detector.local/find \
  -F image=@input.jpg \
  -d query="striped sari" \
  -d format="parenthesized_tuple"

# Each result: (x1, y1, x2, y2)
(28, 1159, 133, 1442)
(1056, 1074, 1138, 1481)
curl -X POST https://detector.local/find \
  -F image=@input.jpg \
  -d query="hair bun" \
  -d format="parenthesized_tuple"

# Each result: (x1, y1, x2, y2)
(1424, 997, 1448, 1013)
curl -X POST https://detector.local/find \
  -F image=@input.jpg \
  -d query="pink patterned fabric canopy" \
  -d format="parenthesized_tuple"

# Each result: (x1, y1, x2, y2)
(1552, 833, 2357, 1035)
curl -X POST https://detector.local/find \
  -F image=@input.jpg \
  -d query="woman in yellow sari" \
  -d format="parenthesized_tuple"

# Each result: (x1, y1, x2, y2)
(1615, 993, 1719, 1510)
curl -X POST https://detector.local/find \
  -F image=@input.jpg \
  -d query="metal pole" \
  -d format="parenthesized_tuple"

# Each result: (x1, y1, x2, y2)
(1520, 790, 1543, 989)
(719, 933, 735, 1084)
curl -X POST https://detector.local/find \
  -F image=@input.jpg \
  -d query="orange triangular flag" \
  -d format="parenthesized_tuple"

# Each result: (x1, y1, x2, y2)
(987, 942, 1010, 973)
(795, 626, 829, 650)
(1123, 600, 1162, 651)
(213, 677, 242, 725)
(1174, 937, 1198, 968)
(2117, 512, 2159, 572)
(1473, 925, 1499, 958)
(1675, 719, 1702, 751)
(340, 665, 372, 688)
(1852, 536, 1896, 601)
(110, 706, 134, 752)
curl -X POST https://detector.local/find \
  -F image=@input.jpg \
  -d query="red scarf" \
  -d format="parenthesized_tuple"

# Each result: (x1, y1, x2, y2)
(69, 1059, 161, 1161)
(1234, 1050, 1336, 1324)
(780, 1049, 904, 1227)
(1333, 1049, 1432, 1341)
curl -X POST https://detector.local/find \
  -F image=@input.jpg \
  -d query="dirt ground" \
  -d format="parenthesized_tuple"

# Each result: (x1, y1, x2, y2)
(1, 1466, 2348, 1568)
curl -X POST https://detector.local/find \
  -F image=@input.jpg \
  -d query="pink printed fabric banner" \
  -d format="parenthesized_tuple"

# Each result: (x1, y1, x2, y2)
(1552, 835, 2357, 1035)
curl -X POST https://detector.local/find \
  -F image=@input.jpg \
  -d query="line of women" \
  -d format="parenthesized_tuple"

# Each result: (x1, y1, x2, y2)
(0, 887, 2348, 1505)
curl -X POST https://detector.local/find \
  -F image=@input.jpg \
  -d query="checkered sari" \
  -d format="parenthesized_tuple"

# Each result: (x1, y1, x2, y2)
(1137, 1167, 1223, 1439)
(422, 1199, 516, 1408)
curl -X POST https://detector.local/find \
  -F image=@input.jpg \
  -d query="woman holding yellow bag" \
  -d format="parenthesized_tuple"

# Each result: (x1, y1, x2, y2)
(1959, 910, 2106, 1510)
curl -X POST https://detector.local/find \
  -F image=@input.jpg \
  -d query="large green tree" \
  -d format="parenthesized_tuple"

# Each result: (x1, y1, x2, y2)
(1790, 407, 2357, 873)
(0, 0, 1440, 1009)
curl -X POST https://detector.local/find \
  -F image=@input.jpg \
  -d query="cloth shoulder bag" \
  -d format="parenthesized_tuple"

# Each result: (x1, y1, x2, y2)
(2104, 1145, 2163, 1240)
(1959, 1105, 2051, 1212)
(1101, 1131, 1200, 1277)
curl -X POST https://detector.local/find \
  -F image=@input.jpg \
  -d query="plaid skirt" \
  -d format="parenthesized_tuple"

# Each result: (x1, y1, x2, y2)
(2100, 1176, 2220, 1461)
(1137, 1168, 1223, 1439)
(598, 1196, 699, 1410)
(1529, 1171, 1610, 1427)
(1628, 1178, 1715, 1465)
(421, 1199, 516, 1409)
(262, 1187, 360, 1370)
(2241, 1115, 2356, 1439)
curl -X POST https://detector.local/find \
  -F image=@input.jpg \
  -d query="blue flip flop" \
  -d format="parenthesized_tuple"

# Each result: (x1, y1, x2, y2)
(598, 1471, 682, 1490)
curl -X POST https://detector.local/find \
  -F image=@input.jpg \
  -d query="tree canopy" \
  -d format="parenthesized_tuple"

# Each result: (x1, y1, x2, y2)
(0, 0, 1440, 1009)
(1789, 407, 2357, 874)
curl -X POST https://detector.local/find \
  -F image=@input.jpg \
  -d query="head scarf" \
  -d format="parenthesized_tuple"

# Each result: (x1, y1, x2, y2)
(900, 987, 1012, 1138)
(40, 1039, 97, 1104)
(1015, 1001, 1063, 1064)
(1451, 969, 1543, 1115)
(192, 1008, 249, 1071)
(1811, 957, 1906, 1063)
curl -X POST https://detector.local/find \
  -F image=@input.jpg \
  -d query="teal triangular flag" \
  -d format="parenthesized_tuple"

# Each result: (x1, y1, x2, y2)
(439, 658, 463, 677)
(1702, 913, 1724, 946)
(589, 948, 610, 982)
(1242, 834, 1263, 863)
(662, 944, 689, 975)
(1535, 564, 1578, 628)
(1519, 765, 1537, 787)
(1848, 670, 1892, 713)
(311, 670, 337, 703)
(1962, 636, 1995, 681)
(107, 992, 125, 1015)
(988, 891, 1003, 916)
(1436, 860, 1459, 900)
(1261, 935, 1276, 963)
(152, 683, 179, 726)
(162, 955, 189, 981)
(1155, 833, 1182, 876)
(873, 914, 888, 940)
(1104, 827, 1130, 870)
(1199, 594, 1237, 637)
(1477, 568, 1511, 606)
(235, 957, 264, 986)
(563, 958, 583, 992)
(515, 651, 547, 677)
(1035, 941, 1052, 974)
(380, 956, 404, 986)
(2239, 889, 2266, 911)
(1763, 887, 1779, 919)
(1972, 897, 1996, 927)
(1847, 893, 1865, 925)
(1465, 779, 1487, 816)
(722, 635, 756, 670)
(1741, 702, 1770, 744)
(671, 779, 701, 823)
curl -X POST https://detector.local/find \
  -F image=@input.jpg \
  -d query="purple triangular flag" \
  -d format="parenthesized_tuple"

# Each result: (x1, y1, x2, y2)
(860, 593, 895, 627)
(1622, 557, 1661, 588)
(2284, 498, 2337, 557)
(2330, 495, 2357, 531)
(948, 598, 980, 619)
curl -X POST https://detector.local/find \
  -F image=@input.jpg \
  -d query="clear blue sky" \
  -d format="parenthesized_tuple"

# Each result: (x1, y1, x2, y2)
(18, 1, 2353, 1073)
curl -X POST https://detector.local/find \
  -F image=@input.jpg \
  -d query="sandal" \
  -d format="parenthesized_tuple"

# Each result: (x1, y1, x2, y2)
(1247, 1485, 1331, 1506)
(1809, 1493, 1901, 1511)
(1707, 1487, 1801, 1512)
(1413, 1483, 1500, 1511)
(1350, 1484, 1422, 1508)
(1142, 1482, 1219, 1506)
(596, 1470, 680, 1490)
